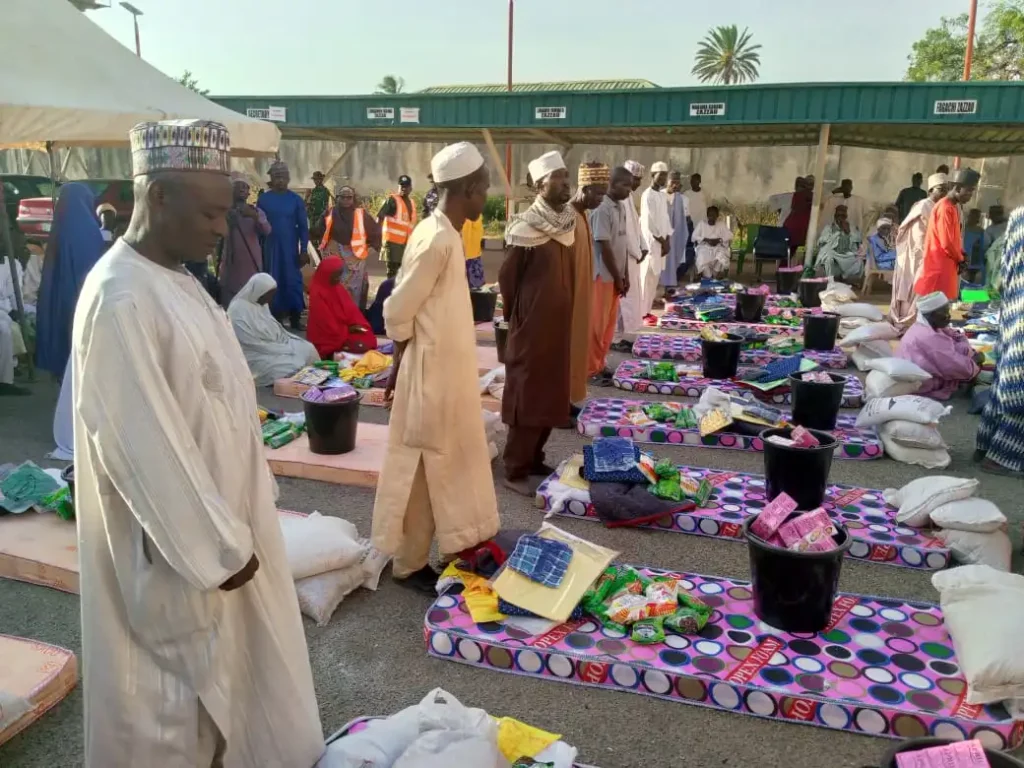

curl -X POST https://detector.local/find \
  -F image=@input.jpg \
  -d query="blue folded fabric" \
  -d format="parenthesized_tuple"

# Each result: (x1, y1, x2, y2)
(751, 354, 804, 383)
(591, 437, 636, 473)
(582, 444, 646, 484)
(507, 535, 573, 588)
(498, 598, 586, 621)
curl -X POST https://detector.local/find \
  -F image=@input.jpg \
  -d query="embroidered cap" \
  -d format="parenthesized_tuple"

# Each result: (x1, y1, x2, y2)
(129, 119, 231, 177)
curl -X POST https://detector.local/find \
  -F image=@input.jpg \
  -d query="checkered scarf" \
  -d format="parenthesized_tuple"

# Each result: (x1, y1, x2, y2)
(504, 195, 577, 249)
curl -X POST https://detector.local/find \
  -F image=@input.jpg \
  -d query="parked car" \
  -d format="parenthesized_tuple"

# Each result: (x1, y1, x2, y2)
(16, 178, 133, 245)
(1, 175, 55, 253)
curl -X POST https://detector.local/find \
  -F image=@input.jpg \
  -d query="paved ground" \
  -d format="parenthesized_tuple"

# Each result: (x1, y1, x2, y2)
(1, 279, 1021, 767)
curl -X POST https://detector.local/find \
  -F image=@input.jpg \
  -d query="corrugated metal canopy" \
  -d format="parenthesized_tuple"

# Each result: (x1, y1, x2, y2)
(419, 79, 659, 94)
(213, 81, 1024, 156)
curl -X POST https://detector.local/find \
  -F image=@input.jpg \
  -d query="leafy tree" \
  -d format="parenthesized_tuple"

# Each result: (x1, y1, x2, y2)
(907, 1, 1024, 81)
(692, 25, 761, 85)
(177, 70, 210, 96)
(375, 75, 405, 95)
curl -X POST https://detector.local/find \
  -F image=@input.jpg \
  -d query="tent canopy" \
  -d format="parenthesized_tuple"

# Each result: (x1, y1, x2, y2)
(0, 0, 279, 156)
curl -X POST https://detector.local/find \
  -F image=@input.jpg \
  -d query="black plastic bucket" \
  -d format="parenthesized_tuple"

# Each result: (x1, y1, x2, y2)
(798, 278, 829, 308)
(303, 396, 361, 455)
(789, 371, 848, 431)
(734, 292, 766, 322)
(495, 321, 508, 363)
(881, 739, 1024, 768)
(803, 312, 841, 351)
(743, 515, 852, 633)
(470, 291, 498, 323)
(702, 333, 743, 379)
(760, 426, 837, 510)
(776, 267, 802, 294)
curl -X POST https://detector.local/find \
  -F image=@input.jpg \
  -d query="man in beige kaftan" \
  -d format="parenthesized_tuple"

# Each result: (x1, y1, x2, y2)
(73, 120, 323, 768)
(890, 172, 949, 331)
(372, 142, 499, 593)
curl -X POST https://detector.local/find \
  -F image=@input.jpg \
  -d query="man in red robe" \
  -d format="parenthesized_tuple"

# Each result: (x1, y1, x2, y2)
(915, 168, 980, 300)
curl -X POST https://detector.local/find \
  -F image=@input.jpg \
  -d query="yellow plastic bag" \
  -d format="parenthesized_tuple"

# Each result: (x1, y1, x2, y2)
(494, 717, 560, 762)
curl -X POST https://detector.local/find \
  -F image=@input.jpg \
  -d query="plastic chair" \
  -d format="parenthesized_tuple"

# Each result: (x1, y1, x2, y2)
(752, 225, 790, 281)
(861, 239, 895, 293)
(732, 223, 760, 277)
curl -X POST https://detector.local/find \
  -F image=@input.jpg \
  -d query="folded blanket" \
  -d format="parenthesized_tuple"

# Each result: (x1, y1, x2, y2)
(590, 482, 696, 528)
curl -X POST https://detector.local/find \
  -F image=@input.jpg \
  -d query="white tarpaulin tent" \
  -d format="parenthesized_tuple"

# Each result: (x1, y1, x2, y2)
(0, 0, 279, 155)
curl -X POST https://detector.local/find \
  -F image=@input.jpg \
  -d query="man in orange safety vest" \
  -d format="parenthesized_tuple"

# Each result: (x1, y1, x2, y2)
(377, 174, 418, 278)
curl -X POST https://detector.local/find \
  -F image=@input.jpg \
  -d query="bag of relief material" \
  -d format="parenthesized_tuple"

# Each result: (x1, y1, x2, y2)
(278, 512, 364, 580)
(854, 396, 951, 428)
(295, 565, 365, 626)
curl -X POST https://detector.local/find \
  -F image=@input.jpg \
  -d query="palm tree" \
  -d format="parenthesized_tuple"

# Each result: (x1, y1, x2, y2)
(692, 25, 762, 85)
(375, 75, 405, 95)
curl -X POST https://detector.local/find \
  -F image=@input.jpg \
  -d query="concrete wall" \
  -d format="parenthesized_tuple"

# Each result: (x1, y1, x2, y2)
(2, 140, 1015, 212)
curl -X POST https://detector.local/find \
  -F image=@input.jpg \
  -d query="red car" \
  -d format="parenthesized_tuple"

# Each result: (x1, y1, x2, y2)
(17, 178, 134, 245)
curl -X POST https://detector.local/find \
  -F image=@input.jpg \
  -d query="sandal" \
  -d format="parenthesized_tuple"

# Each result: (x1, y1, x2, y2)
(979, 459, 1024, 478)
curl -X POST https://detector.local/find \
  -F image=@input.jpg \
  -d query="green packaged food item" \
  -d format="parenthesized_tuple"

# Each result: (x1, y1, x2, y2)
(267, 425, 300, 449)
(40, 486, 75, 521)
(650, 477, 683, 502)
(693, 479, 714, 507)
(654, 459, 676, 479)
(642, 361, 678, 382)
(674, 408, 697, 429)
(665, 594, 713, 635)
(631, 616, 666, 644)
(313, 360, 339, 374)
(643, 403, 676, 423)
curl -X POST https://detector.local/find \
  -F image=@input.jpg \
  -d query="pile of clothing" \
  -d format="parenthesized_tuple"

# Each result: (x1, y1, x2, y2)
(318, 687, 581, 768)
(278, 512, 389, 626)
(886, 475, 1012, 571)
(331, 350, 393, 389)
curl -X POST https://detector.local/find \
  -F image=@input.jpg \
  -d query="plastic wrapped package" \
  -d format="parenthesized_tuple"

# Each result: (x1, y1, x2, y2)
(295, 565, 365, 626)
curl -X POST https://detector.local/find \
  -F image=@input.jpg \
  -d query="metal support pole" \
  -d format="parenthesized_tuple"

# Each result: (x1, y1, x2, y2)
(481, 129, 514, 200)
(504, 0, 514, 220)
(954, 0, 979, 172)
(803, 123, 831, 267)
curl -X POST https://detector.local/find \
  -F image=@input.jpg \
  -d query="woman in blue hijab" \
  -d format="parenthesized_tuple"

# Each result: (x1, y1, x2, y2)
(35, 182, 105, 377)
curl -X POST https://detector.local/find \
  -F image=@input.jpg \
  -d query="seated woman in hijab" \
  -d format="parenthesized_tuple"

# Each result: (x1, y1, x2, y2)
(896, 290, 982, 400)
(307, 255, 378, 359)
(228, 273, 319, 386)
(364, 277, 394, 337)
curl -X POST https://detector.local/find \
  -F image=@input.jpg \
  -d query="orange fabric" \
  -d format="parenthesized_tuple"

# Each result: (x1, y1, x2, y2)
(382, 194, 417, 245)
(320, 208, 369, 259)
(588, 279, 620, 377)
(914, 197, 962, 300)
(306, 255, 378, 358)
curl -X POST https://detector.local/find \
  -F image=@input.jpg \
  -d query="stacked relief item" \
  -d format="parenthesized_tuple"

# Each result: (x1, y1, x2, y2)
(856, 392, 952, 468)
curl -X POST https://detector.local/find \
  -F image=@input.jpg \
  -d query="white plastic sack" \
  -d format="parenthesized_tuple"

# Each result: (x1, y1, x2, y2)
(318, 707, 423, 767)
(0, 690, 33, 734)
(479, 366, 505, 395)
(865, 370, 922, 399)
(880, 434, 950, 470)
(886, 475, 979, 526)
(837, 317, 873, 337)
(834, 302, 885, 321)
(930, 498, 1007, 533)
(820, 282, 857, 309)
(296, 565, 364, 626)
(855, 396, 952, 428)
(877, 420, 946, 450)
(864, 357, 932, 381)
(279, 512, 364, 580)
(932, 565, 1024, 704)
(850, 340, 896, 371)
(393, 689, 506, 768)
(935, 529, 1012, 571)
(357, 538, 391, 591)
(838, 321, 900, 348)
(693, 386, 731, 420)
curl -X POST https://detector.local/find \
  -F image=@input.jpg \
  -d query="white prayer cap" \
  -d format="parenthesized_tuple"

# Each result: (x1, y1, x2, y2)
(876, 217, 893, 228)
(431, 142, 485, 183)
(927, 173, 948, 191)
(624, 160, 645, 177)
(651, 161, 669, 173)
(917, 291, 949, 313)
(527, 150, 566, 184)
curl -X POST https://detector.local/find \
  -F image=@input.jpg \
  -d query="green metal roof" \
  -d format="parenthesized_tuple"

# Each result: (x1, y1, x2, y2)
(419, 79, 659, 94)
(213, 81, 1024, 156)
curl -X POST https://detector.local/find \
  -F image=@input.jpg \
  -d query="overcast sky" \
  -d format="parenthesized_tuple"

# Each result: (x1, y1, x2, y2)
(88, 0, 975, 95)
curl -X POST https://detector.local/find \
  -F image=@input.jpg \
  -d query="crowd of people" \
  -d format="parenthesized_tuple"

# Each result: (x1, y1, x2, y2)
(1, 110, 1024, 764)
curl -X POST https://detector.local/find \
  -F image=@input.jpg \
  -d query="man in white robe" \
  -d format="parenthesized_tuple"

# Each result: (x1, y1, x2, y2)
(617, 159, 647, 335)
(683, 173, 708, 228)
(639, 162, 672, 317)
(820, 178, 869, 237)
(890, 172, 948, 331)
(693, 205, 734, 278)
(73, 119, 323, 768)
(371, 142, 499, 592)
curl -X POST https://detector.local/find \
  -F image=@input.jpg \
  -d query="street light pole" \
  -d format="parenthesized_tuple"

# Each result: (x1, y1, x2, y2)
(505, 0, 514, 219)
(954, 0, 979, 171)
(120, 2, 143, 57)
